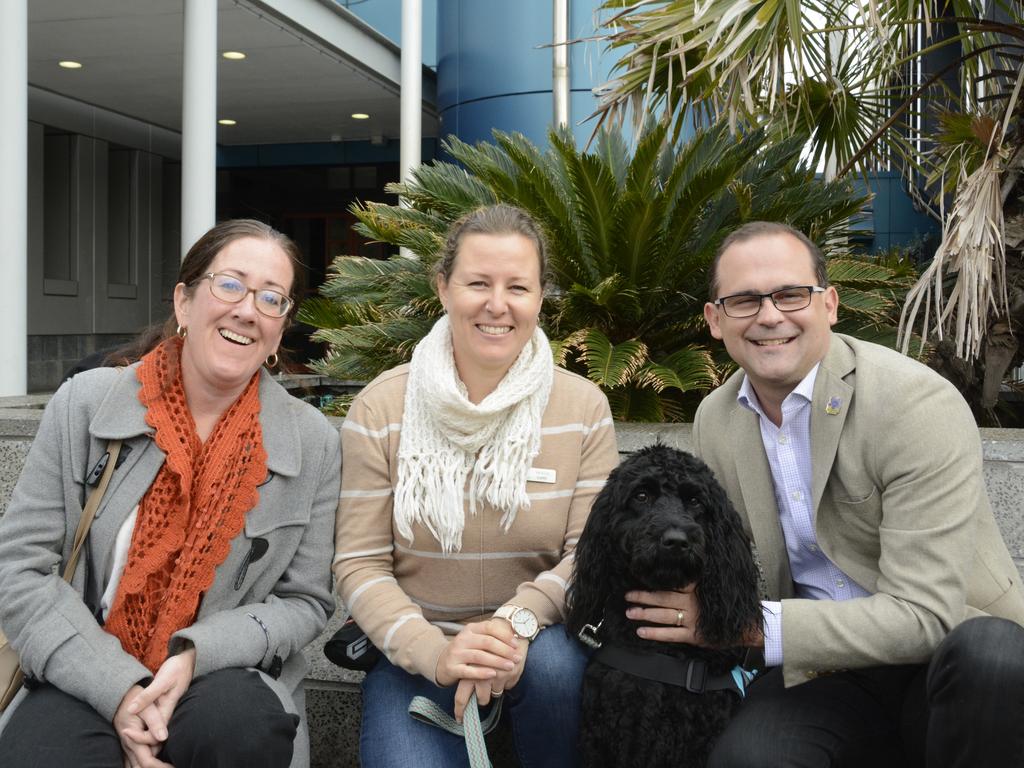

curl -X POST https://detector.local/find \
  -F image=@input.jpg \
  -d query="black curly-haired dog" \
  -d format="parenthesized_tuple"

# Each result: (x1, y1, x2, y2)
(566, 444, 762, 768)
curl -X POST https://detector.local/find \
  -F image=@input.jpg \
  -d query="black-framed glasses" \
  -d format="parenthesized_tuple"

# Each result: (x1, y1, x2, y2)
(198, 272, 293, 318)
(713, 286, 826, 318)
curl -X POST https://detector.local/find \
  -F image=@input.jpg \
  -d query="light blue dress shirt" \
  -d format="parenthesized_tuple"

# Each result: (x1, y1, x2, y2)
(737, 365, 870, 665)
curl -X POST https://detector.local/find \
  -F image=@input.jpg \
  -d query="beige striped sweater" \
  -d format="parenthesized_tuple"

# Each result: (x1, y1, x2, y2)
(333, 363, 618, 682)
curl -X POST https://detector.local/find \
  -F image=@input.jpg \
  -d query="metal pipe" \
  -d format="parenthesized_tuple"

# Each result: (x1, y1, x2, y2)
(0, 0, 27, 394)
(181, 0, 218, 259)
(553, 0, 569, 130)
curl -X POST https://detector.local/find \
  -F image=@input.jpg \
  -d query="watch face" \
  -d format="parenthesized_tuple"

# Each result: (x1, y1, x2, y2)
(512, 608, 538, 638)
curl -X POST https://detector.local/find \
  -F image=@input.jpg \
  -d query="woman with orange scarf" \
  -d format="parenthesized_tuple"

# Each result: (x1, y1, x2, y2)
(0, 220, 340, 768)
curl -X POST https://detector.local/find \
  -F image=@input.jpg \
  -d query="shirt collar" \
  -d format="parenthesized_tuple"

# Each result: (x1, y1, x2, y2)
(737, 363, 821, 418)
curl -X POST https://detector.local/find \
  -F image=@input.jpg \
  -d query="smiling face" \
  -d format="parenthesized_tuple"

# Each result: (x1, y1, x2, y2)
(704, 232, 838, 412)
(436, 232, 543, 400)
(174, 236, 293, 401)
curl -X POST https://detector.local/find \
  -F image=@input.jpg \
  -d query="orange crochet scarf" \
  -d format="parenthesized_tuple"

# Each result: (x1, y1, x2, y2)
(105, 336, 267, 672)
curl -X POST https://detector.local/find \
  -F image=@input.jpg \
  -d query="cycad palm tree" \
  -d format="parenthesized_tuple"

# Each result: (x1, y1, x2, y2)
(302, 123, 910, 420)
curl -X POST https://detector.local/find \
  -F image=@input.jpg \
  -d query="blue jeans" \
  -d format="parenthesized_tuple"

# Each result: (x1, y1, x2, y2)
(360, 625, 587, 768)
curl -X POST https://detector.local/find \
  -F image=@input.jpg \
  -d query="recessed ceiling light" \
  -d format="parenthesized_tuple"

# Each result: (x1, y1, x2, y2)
(58, 61, 83, 69)
(218, 119, 237, 126)
(351, 113, 370, 120)
(222, 51, 246, 60)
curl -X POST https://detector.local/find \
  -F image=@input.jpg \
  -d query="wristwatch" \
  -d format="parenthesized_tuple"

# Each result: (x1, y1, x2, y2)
(493, 605, 540, 641)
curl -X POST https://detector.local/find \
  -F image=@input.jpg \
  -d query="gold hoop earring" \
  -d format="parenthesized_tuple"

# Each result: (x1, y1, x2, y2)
(266, 353, 279, 369)
(176, 325, 188, 339)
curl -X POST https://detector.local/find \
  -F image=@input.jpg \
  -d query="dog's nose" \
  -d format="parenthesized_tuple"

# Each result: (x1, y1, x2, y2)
(660, 529, 690, 551)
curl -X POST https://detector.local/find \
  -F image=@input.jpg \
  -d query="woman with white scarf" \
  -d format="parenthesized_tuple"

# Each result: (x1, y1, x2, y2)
(334, 205, 619, 767)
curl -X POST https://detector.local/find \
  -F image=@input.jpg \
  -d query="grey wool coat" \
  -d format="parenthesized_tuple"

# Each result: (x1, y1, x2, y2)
(0, 364, 341, 768)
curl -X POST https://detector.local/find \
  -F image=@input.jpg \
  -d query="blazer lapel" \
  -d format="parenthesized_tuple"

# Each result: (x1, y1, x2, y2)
(809, 336, 856, 517)
(730, 404, 794, 598)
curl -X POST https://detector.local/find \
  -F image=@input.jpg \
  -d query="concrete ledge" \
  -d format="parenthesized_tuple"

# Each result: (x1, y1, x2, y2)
(1, 400, 1022, 766)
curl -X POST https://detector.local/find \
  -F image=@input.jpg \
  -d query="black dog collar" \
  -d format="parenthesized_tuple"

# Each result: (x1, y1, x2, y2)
(592, 643, 755, 698)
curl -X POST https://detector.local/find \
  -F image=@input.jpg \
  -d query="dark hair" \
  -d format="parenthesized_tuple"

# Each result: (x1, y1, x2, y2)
(435, 204, 549, 289)
(107, 219, 305, 365)
(708, 221, 828, 299)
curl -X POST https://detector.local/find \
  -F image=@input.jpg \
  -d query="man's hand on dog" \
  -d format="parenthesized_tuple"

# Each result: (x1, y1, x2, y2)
(626, 587, 765, 648)
(626, 586, 705, 645)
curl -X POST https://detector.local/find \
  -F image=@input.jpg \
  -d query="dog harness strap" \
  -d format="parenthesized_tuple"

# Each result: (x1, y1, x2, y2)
(592, 644, 753, 698)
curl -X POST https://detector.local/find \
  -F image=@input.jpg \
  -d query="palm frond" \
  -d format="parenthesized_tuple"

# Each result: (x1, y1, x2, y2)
(306, 122, 876, 420)
(574, 329, 650, 388)
(900, 153, 1008, 359)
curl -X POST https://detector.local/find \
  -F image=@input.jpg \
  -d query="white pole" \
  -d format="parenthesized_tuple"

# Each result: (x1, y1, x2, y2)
(0, 0, 27, 395)
(181, 0, 218, 259)
(553, 0, 569, 131)
(400, 0, 422, 258)
(400, 0, 422, 188)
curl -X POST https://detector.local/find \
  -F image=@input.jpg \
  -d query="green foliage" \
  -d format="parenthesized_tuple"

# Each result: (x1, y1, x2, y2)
(590, 1, 1024, 408)
(304, 124, 903, 421)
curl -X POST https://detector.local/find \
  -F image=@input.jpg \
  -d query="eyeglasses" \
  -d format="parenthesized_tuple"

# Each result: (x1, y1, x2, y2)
(197, 272, 293, 318)
(713, 286, 826, 318)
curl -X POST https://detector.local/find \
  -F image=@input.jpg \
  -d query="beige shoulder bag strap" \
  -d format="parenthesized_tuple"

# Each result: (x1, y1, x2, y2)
(64, 439, 123, 580)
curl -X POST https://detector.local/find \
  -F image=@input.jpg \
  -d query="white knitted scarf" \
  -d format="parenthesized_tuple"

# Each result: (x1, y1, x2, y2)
(394, 315, 554, 554)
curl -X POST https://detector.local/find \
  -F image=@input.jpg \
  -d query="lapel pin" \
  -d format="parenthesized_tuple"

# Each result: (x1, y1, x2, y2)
(825, 396, 842, 415)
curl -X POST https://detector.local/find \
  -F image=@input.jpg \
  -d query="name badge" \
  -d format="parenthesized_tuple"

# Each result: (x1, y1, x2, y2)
(527, 467, 557, 484)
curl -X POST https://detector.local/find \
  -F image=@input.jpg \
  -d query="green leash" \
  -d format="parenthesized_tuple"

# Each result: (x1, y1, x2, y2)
(408, 691, 503, 768)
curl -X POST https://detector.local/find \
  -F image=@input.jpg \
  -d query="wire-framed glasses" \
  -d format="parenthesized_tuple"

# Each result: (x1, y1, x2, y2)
(713, 286, 826, 318)
(198, 272, 293, 318)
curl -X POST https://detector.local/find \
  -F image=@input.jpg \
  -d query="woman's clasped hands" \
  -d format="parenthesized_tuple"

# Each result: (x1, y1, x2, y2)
(113, 647, 197, 768)
(435, 619, 529, 722)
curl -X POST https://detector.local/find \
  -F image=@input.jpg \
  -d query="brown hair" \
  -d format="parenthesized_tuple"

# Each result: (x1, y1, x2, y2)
(435, 204, 549, 289)
(108, 219, 305, 365)
(708, 221, 828, 299)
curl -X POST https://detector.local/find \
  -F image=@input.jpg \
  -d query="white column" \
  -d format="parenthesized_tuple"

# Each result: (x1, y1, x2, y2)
(553, 0, 569, 130)
(399, 0, 422, 258)
(400, 0, 422, 255)
(0, 0, 27, 395)
(181, 0, 218, 259)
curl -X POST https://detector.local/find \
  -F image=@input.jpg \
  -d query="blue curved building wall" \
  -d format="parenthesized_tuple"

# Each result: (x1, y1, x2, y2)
(437, 0, 610, 147)
(433, 0, 936, 251)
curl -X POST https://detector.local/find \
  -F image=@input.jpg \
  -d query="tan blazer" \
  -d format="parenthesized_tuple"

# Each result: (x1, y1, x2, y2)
(693, 333, 1024, 687)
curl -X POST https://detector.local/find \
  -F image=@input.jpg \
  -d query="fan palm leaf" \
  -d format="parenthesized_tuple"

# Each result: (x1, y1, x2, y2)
(590, 0, 1024, 407)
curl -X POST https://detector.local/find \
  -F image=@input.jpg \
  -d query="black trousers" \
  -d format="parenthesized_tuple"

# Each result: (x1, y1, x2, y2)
(708, 617, 1024, 768)
(0, 667, 299, 768)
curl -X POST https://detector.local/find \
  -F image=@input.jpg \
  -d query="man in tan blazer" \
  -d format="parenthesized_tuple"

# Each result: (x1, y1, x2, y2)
(625, 222, 1024, 766)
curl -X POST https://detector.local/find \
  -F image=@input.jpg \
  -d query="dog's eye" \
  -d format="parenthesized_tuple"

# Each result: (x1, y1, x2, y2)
(633, 490, 650, 503)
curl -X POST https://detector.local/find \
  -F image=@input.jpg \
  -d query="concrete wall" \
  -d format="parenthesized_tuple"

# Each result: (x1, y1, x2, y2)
(1, 401, 1021, 767)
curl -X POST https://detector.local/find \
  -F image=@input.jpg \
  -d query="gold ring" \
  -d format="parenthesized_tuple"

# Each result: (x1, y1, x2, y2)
(675, 610, 684, 627)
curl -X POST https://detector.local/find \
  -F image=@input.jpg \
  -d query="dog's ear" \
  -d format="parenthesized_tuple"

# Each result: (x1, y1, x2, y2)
(565, 482, 617, 636)
(694, 477, 764, 648)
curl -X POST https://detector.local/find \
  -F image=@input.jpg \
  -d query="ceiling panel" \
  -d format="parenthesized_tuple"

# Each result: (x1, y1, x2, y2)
(27, 0, 437, 146)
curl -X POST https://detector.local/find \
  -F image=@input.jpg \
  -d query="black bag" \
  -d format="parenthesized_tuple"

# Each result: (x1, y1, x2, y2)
(324, 618, 381, 672)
